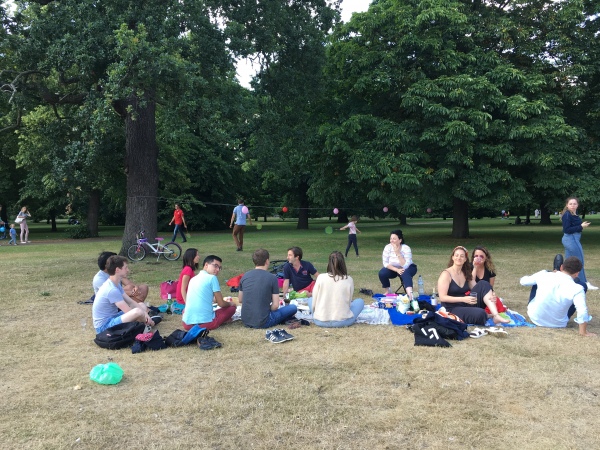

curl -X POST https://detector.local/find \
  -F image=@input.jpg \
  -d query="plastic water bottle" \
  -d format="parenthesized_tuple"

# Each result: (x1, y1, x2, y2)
(418, 275, 424, 296)
(411, 293, 419, 312)
(166, 294, 173, 315)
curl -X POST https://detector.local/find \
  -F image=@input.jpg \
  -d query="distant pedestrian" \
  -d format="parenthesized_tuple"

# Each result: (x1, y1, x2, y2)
(340, 215, 361, 257)
(169, 202, 187, 243)
(534, 209, 539, 219)
(17, 206, 31, 243)
(230, 199, 252, 251)
(501, 210, 505, 219)
(8, 224, 17, 245)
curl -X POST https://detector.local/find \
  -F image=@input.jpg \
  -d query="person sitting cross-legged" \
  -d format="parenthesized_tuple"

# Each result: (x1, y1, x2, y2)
(307, 251, 364, 328)
(240, 249, 298, 328)
(521, 256, 595, 337)
(92, 256, 155, 334)
(182, 255, 236, 331)
(282, 246, 320, 294)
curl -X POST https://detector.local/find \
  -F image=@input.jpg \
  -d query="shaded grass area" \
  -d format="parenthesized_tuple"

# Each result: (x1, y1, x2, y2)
(1, 218, 599, 449)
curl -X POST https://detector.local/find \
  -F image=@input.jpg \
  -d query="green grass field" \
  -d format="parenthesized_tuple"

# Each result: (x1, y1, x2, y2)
(1, 217, 599, 449)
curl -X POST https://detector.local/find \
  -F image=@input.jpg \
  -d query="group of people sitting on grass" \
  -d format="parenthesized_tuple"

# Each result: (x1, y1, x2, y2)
(91, 229, 594, 339)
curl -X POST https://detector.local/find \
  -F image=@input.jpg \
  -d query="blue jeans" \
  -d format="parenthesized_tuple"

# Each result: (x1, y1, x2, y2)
(172, 224, 187, 242)
(345, 234, 359, 256)
(562, 233, 586, 283)
(528, 278, 587, 319)
(245, 305, 298, 329)
(95, 312, 124, 334)
(378, 264, 418, 289)
(307, 297, 364, 328)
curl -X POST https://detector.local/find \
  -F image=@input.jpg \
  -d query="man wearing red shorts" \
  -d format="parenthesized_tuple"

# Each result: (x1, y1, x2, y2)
(182, 255, 236, 331)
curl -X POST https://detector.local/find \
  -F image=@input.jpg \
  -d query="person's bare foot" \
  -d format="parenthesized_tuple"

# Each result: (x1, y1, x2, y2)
(493, 313, 510, 324)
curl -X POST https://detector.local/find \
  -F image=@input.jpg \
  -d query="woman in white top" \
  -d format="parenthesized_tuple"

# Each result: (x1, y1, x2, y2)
(17, 206, 31, 244)
(379, 229, 418, 296)
(307, 251, 364, 328)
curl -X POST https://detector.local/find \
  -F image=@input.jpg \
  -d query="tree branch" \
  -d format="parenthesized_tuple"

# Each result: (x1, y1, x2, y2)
(0, 108, 22, 134)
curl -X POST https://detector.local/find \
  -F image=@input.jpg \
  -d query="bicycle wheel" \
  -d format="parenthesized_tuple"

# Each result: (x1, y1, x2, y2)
(127, 244, 146, 261)
(162, 242, 182, 261)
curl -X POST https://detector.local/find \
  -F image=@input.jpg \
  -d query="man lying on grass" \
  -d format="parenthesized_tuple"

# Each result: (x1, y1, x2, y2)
(93, 256, 156, 333)
(521, 256, 595, 337)
(93, 251, 149, 302)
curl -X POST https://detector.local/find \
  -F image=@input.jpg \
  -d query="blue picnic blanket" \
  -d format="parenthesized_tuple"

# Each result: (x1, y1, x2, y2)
(483, 310, 535, 328)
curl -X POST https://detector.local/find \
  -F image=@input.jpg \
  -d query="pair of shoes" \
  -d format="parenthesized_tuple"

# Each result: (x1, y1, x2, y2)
(182, 240, 187, 243)
(553, 254, 564, 271)
(586, 282, 599, 290)
(236, 247, 242, 251)
(265, 329, 294, 343)
(198, 336, 222, 350)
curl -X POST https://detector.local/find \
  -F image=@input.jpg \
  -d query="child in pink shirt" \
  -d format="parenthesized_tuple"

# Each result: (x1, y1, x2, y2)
(340, 215, 361, 257)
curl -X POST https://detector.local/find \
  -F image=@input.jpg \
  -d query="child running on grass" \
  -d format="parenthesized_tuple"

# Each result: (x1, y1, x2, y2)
(340, 215, 361, 257)
(8, 224, 17, 245)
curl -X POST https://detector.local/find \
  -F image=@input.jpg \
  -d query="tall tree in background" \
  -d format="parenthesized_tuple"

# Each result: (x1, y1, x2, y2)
(1, 0, 234, 252)
(323, 0, 596, 237)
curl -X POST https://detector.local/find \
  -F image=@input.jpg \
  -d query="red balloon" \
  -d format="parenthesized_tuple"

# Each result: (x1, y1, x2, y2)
(282, 207, 288, 212)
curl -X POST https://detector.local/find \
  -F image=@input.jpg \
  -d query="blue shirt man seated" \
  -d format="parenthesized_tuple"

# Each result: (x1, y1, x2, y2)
(282, 246, 320, 294)
(521, 256, 595, 337)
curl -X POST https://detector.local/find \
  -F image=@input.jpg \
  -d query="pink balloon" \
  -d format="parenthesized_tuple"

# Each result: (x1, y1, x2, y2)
(242, 206, 249, 214)
(427, 208, 432, 213)
(383, 207, 389, 213)
(333, 208, 339, 214)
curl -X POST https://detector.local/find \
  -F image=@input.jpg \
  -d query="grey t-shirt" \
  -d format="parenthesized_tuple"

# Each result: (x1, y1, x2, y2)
(92, 279, 125, 329)
(93, 270, 110, 295)
(239, 269, 280, 328)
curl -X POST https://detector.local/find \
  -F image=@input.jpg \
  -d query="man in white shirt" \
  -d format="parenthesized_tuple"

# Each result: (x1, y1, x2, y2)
(521, 256, 595, 337)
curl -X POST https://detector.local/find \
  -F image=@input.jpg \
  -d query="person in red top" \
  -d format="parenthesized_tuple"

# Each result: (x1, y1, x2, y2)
(169, 202, 187, 243)
(177, 248, 200, 304)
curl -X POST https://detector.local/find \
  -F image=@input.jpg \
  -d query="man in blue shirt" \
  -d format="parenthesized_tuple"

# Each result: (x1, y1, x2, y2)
(182, 255, 237, 331)
(282, 246, 320, 294)
(92, 256, 156, 333)
(229, 198, 252, 251)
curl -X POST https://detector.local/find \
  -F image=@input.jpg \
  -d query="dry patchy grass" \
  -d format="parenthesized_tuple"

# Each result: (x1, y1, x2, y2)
(1, 218, 599, 449)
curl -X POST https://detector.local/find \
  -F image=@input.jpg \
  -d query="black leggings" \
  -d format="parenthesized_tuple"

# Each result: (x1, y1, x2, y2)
(345, 234, 358, 256)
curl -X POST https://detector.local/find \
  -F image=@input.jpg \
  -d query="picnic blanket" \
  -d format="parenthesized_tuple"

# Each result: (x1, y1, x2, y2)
(483, 309, 536, 328)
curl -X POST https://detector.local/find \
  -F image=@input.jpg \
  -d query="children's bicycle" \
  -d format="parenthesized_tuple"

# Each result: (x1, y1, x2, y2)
(127, 230, 182, 262)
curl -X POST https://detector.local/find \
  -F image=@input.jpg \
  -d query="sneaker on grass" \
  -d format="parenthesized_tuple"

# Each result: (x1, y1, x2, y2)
(151, 316, 162, 326)
(265, 329, 286, 344)
(274, 329, 295, 342)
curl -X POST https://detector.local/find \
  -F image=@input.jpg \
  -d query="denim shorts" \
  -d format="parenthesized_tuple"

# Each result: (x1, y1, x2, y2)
(95, 311, 124, 334)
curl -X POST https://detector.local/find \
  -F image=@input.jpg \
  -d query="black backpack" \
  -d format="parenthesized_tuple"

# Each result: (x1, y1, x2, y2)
(94, 322, 146, 350)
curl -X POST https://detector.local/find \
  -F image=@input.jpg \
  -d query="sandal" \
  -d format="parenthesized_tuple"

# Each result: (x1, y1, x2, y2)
(469, 328, 488, 339)
(487, 327, 508, 338)
(288, 321, 301, 330)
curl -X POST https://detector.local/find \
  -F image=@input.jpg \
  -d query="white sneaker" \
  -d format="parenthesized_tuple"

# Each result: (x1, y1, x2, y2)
(586, 282, 599, 290)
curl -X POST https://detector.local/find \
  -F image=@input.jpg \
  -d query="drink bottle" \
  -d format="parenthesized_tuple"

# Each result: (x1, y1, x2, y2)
(418, 275, 424, 296)
(167, 294, 173, 315)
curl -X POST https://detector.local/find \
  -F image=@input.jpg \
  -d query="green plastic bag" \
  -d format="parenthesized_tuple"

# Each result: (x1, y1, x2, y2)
(89, 363, 124, 385)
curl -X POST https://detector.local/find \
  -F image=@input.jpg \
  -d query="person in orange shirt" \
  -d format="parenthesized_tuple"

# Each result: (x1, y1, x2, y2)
(169, 202, 187, 243)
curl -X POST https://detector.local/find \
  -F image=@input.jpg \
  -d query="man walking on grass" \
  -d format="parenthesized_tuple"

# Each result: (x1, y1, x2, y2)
(239, 249, 297, 328)
(230, 198, 252, 251)
(169, 202, 187, 243)
(521, 256, 595, 337)
(93, 256, 157, 333)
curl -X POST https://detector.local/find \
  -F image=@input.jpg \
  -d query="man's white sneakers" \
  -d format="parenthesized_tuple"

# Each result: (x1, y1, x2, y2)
(586, 282, 599, 291)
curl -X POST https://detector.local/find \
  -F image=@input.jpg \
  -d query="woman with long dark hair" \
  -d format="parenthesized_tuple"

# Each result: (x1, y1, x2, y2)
(378, 229, 418, 296)
(177, 248, 200, 304)
(308, 251, 364, 328)
(437, 246, 509, 325)
(561, 196, 596, 290)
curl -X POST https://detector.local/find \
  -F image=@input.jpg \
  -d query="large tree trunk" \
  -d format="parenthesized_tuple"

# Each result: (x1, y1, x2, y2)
(540, 204, 552, 225)
(87, 189, 101, 237)
(451, 198, 469, 238)
(336, 211, 348, 223)
(400, 213, 407, 225)
(118, 91, 159, 255)
(297, 183, 309, 229)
